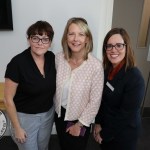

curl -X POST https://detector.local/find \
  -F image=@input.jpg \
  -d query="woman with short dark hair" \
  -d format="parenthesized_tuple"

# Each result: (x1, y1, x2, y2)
(4, 20, 56, 150)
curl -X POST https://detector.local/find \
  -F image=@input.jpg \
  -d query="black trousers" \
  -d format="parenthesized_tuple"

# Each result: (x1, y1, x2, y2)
(55, 107, 91, 150)
(100, 138, 138, 150)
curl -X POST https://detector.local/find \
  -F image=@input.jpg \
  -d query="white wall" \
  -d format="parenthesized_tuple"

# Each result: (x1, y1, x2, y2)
(0, 0, 113, 81)
(1, 0, 114, 135)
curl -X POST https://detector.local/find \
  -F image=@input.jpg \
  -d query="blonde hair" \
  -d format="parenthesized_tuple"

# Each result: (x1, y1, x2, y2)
(62, 17, 93, 60)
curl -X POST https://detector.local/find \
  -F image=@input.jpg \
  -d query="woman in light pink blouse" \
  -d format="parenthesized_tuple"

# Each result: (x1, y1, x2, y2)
(54, 17, 104, 150)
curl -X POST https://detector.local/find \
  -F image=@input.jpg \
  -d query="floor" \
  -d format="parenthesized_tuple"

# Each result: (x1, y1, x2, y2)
(0, 117, 150, 150)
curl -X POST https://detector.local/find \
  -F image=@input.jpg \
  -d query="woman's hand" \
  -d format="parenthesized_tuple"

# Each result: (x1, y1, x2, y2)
(93, 124, 103, 144)
(66, 123, 81, 136)
(14, 127, 27, 143)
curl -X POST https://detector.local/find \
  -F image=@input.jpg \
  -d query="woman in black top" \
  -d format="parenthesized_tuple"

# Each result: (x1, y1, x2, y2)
(93, 28, 145, 150)
(4, 21, 56, 150)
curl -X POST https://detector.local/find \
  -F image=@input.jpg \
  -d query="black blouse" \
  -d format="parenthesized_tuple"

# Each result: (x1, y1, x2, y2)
(5, 48, 56, 114)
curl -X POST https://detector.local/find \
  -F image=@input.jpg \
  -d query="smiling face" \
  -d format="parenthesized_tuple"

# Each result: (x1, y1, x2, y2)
(67, 23, 88, 56)
(28, 34, 51, 57)
(106, 34, 126, 68)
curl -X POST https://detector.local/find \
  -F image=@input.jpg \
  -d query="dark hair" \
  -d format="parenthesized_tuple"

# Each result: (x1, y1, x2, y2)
(102, 27, 136, 70)
(26, 21, 54, 41)
(62, 17, 93, 60)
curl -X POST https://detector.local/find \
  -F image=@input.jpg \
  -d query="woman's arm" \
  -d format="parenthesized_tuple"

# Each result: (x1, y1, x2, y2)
(79, 63, 104, 126)
(4, 78, 27, 143)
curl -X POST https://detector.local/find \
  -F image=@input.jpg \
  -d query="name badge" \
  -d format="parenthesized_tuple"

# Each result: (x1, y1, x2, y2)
(106, 81, 114, 91)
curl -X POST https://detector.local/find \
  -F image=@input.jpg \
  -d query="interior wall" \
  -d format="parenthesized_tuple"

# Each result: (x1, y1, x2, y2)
(138, 0, 150, 47)
(0, 0, 114, 82)
(0, 0, 114, 136)
(112, 0, 150, 107)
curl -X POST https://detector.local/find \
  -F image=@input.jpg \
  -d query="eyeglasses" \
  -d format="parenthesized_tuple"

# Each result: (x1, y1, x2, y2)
(31, 36, 50, 44)
(105, 43, 126, 51)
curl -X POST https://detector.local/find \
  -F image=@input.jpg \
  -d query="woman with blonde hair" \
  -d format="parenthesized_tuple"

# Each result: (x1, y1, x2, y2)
(54, 17, 104, 150)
